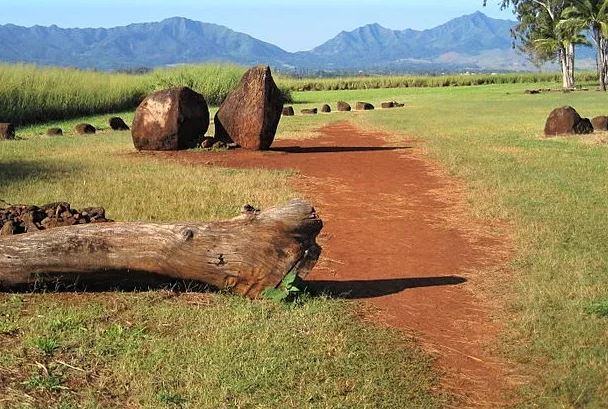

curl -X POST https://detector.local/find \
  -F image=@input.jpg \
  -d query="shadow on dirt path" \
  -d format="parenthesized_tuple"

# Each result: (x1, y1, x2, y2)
(144, 121, 516, 408)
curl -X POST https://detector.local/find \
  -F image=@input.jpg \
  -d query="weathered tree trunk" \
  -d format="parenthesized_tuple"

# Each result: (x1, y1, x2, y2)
(601, 38, 608, 92)
(0, 199, 322, 298)
(560, 45, 575, 90)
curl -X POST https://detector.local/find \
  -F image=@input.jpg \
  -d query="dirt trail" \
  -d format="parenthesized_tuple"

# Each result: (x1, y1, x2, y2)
(152, 122, 514, 407)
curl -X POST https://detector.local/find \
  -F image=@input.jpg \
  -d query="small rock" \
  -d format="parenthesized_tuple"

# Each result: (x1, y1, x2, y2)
(212, 140, 227, 149)
(46, 128, 63, 136)
(356, 102, 375, 111)
(282, 106, 295, 116)
(321, 104, 331, 113)
(0, 123, 15, 140)
(592, 116, 608, 131)
(109, 117, 130, 131)
(75, 123, 96, 135)
(301, 108, 318, 115)
(337, 101, 351, 112)
(200, 137, 216, 149)
(381, 102, 395, 109)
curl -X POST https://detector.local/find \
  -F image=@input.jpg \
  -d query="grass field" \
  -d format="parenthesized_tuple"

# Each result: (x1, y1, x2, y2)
(0, 63, 599, 127)
(3, 81, 608, 407)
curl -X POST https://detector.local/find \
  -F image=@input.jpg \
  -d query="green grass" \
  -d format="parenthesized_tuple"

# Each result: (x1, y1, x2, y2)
(0, 294, 443, 408)
(279, 71, 599, 91)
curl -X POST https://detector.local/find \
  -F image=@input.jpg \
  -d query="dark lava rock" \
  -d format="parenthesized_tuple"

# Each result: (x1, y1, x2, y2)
(214, 65, 283, 151)
(544, 106, 594, 136)
(109, 117, 130, 131)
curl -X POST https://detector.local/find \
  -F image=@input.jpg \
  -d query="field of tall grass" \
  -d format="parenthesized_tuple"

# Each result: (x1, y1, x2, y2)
(279, 71, 599, 91)
(0, 63, 600, 126)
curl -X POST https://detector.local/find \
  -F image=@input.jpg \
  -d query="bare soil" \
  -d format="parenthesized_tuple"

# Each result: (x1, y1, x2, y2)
(145, 122, 516, 408)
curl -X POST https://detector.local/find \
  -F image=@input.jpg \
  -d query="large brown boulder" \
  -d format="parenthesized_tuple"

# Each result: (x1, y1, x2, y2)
(214, 65, 283, 150)
(132, 87, 209, 151)
(544, 106, 593, 136)
(592, 116, 608, 131)
(337, 101, 351, 112)
(0, 123, 15, 140)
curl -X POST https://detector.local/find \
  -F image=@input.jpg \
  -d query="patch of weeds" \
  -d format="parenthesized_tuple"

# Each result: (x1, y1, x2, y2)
(47, 317, 83, 332)
(157, 391, 188, 407)
(31, 336, 60, 356)
(0, 320, 20, 336)
(262, 269, 304, 302)
(25, 372, 65, 392)
(585, 298, 608, 318)
(97, 323, 146, 356)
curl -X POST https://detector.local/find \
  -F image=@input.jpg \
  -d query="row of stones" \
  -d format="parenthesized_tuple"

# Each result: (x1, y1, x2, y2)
(0, 117, 130, 140)
(282, 101, 405, 116)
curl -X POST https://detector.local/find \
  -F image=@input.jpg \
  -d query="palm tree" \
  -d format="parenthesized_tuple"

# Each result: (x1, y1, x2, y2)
(562, 0, 608, 90)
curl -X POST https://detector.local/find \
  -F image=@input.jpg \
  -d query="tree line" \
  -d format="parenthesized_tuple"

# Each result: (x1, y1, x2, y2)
(487, 0, 608, 89)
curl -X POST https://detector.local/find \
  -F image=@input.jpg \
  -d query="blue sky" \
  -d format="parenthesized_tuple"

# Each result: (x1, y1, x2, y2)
(0, 1, 513, 51)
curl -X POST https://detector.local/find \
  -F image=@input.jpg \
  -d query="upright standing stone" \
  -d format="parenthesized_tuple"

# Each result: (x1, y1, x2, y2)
(132, 87, 209, 151)
(214, 65, 283, 150)
(0, 123, 15, 140)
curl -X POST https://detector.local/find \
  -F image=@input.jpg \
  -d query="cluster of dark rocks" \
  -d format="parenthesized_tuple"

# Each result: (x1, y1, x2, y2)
(0, 202, 112, 236)
(282, 100, 405, 116)
(544, 106, 608, 136)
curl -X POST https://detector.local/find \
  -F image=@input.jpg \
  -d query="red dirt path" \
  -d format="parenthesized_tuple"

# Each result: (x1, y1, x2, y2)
(150, 122, 515, 408)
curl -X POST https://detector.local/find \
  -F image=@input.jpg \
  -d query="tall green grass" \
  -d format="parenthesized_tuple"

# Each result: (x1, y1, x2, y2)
(278, 71, 599, 91)
(0, 64, 148, 125)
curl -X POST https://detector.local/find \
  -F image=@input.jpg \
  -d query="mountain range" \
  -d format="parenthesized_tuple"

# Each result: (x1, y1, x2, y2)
(0, 12, 596, 73)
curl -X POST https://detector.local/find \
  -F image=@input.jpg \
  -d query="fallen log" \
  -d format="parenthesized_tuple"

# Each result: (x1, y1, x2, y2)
(0, 199, 322, 298)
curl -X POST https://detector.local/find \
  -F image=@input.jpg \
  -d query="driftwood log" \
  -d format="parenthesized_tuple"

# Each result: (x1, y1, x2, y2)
(0, 199, 322, 298)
